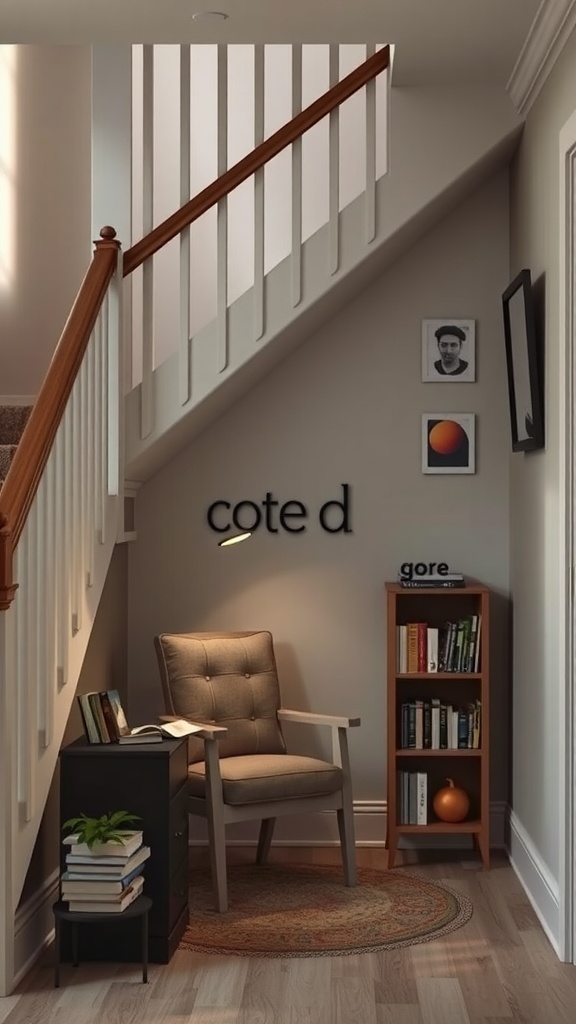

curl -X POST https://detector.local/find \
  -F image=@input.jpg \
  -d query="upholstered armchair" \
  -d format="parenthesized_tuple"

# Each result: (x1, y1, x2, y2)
(154, 630, 360, 913)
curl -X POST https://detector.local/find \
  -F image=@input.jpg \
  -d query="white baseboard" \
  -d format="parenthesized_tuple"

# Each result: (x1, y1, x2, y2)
(189, 800, 507, 849)
(13, 869, 58, 989)
(507, 810, 561, 957)
(191, 801, 387, 847)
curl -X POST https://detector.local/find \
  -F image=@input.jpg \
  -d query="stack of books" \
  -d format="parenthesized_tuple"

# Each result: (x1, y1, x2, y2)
(398, 572, 465, 589)
(397, 770, 427, 824)
(61, 830, 151, 913)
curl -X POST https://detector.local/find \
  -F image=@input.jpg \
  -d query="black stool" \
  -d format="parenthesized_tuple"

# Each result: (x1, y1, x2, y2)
(52, 895, 152, 987)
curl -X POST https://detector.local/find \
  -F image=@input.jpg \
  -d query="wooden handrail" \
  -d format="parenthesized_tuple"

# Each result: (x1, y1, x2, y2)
(0, 45, 390, 610)
(123, 45, 390, 277)
(0, 227, 120, 610)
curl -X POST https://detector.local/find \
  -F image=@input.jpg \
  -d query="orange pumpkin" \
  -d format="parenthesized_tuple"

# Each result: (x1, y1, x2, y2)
(432, 778, 470, 823)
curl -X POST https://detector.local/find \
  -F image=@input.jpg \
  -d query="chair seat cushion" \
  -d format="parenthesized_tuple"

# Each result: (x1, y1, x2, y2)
(189, 754, 343, 805)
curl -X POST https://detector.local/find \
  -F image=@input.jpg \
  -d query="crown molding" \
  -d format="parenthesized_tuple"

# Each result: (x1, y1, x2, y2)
(508, 0, 576, 115)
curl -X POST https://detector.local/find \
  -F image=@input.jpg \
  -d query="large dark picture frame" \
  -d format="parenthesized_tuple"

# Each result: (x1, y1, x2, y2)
(502, 268, 544, 453)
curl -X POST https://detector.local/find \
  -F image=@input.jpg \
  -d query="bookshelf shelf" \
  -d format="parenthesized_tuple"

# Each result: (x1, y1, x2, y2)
(386, 580, 490, 869)
(395, 749, 482, 758)
(396, 673, 482, 681)
(396, 820, 482, 835)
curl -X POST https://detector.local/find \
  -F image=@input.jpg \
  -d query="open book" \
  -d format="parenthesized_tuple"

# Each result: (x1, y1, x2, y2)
(117, 718, 204, 744)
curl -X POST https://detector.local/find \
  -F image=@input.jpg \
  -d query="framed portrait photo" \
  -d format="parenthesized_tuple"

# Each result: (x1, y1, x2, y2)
(422, 319, 475, 382)
(422, 413, 475, 474)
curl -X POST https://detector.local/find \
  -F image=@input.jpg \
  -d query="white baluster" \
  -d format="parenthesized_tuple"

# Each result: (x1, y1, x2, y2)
(94, 312, 103, 540)
(253, 44, 265, 341)
(180, 44, 192, 403)
(34, 479, 47, 749)
(86, 332, 95, 589)
(217, 44, 229, 372)
(107, 284, 121, 502)
(101, 309, 109, 544)
(56, 407, 69, 686)
(291, 45, 302, 308)
(365, 44, 376, 244)
(42, 449, 56, 746)
(329, 45, 339, 276)
(79, 351, 88, 605)
(70, 381, 81, 635)
(141, 44, 154, 437)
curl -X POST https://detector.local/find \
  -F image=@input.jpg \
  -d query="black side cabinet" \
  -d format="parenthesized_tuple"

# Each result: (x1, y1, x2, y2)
(59, 737, 189, 964)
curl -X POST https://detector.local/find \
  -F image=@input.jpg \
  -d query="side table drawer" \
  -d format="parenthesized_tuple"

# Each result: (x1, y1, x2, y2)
(150, 854, 188, 936)
(169, 783, 189, 872)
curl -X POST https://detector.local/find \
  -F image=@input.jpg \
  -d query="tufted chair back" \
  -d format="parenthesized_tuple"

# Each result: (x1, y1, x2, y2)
(154, 630, 287, 763)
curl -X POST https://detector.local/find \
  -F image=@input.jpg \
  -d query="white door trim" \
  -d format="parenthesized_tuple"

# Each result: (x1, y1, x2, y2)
(559, 105, 576, 964)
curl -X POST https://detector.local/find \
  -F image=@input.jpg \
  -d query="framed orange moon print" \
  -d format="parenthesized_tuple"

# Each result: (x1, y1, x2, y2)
(422, 413, 475, 474)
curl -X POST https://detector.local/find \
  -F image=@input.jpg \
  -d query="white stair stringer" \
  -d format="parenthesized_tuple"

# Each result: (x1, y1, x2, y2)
(124, 86, 523, 482)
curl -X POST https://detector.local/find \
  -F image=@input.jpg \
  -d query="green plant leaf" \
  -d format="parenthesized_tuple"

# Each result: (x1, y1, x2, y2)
(61, 810, 142, 848)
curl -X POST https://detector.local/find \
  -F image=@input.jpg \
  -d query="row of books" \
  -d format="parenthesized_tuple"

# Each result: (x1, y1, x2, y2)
(77, 689, 202, 745)
(77, 689, 133, 745)
(61, 830, 151, 913)
(396, 615, 482, 674)
(397, 771, 427, 825)
(399, 698, 481, 750)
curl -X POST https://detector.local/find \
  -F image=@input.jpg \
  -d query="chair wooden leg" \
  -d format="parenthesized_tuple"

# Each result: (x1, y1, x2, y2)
(206, 801, 228, 912)
(337, 803, 358, 887)
(204, 740, 228, 913)
(256, 818, 276, 864)
(334, 726, 358, 886)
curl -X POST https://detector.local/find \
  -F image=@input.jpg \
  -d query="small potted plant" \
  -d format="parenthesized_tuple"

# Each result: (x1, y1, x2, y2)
(62, 810, 142, 851)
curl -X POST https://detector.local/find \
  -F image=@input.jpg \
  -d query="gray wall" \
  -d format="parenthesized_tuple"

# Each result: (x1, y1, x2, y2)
(508, 28, 576, 886)
(0, 46, 91, 396)
(127, 170, 511, 836)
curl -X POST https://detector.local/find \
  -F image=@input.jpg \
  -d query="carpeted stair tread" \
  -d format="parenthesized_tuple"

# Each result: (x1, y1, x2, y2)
(0, 405, 33, 488)
(0, 444, 18, 480)
(0, 405, 32, 446)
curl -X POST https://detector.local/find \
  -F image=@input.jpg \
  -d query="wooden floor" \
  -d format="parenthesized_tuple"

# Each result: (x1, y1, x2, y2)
(1, 845, 575, 1024)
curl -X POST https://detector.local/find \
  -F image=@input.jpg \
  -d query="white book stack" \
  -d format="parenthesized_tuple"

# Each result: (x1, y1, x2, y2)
(427, 627, 439, 672)
(397, 770, 428, 825)
(397, 625, 408, 673)
(61, 830, 151, 913)
(416, 772, 427, 825)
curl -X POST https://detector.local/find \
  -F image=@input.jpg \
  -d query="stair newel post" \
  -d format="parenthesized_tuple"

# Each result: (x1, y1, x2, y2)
(0, 515, 17, 611)
(95, 224, 121, 255)
(0, 513, 15, 996)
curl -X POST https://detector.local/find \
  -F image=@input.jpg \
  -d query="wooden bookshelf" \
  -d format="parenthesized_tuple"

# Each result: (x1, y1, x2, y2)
(385, 581, 490, 869)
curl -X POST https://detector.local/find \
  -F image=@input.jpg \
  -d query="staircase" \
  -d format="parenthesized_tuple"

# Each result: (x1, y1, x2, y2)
(0, 44, 526, 996)
(0, 408, 32, 491)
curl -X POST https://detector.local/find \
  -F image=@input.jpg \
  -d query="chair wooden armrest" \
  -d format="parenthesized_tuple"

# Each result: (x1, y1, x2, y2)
(277, 709, 360, 770)
(159, 714, 228, 741)
(277, 709, 361, 729)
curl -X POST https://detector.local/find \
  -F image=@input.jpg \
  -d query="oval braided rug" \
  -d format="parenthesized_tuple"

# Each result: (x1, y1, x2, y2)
(179, 863, 473, 958)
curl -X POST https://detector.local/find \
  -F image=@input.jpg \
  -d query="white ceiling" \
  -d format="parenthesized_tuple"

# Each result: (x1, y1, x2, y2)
(1, 0, 542, 87)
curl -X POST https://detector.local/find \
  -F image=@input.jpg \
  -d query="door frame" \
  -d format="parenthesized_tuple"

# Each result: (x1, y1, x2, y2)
(559, 106, 576, 964)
